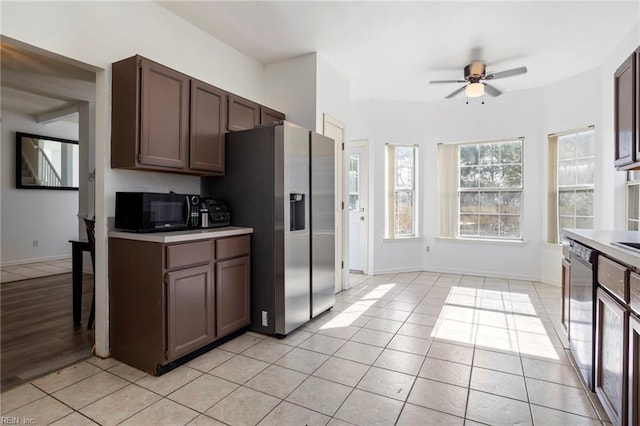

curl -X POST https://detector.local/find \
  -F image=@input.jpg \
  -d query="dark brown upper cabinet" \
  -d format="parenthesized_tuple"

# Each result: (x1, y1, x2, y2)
(260, 106, 285, 125)
(228, 94, 260, 131)
(614, 50, 638, 170)
(190, 79, 226, 174)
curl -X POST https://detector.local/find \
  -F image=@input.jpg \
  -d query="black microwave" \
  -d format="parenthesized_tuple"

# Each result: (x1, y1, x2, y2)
(115, 192, 201, 232)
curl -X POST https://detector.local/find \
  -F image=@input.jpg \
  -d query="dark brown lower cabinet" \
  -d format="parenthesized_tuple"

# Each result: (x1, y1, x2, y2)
(562, 257, 571, 334)
(166, 264, 215, 360)
(596, 287, 628, 426)
(216, 256, 250, 337)
(630, 314, 640, 426)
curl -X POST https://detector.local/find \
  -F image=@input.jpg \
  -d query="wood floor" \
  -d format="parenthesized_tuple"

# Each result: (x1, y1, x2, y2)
(1, 272, 94, 391)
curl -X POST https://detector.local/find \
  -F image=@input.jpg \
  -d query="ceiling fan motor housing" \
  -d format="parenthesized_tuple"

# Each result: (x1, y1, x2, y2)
(464, 62, 486, 80)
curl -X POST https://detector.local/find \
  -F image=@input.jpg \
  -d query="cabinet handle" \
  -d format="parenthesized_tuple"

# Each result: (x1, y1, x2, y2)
(163, 273, 169, 285)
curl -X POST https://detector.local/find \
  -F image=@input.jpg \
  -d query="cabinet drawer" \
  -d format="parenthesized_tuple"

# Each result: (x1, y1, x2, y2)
(631, 272, 640, 315)
(166, 241, 212, 270)
(598, 256, 628, 302)
(216, 235, 250, 260)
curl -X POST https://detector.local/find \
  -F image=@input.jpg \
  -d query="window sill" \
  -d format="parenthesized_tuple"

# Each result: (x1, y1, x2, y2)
(435, 237, 528, 246)
(383, 236, 424, 242)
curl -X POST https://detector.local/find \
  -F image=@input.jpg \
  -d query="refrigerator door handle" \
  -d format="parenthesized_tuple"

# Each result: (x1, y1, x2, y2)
(289, 193, 306, 231)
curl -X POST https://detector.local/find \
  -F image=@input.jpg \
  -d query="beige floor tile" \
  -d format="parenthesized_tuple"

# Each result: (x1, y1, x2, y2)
(470, 367, 528, 402)
(136, 366, 202, 396)
(350, 328, 394, 347)
(218, 333, 262, 353)
(334, 341, 384, 364)
(363, 317, 403, 333)
(513, 314, 554, 335)
(188, 414, 227, 425)
(241, 339, 294, 363)
(526, 377, 598, 419)
(466, 389, 532, 426)
(387, 335, 432, 356)
(49, 412, 98, 425)
(317, 324, 361, 340)
(209, 354, 269, 384)
(385, 300, 419, 312)
(0, 383, 46, 414)
(407, 378, 468, 418)
(313, 356, 369, 386)
(418, 358, 471, 388)
(267, 329, 314, 346)
(86, 356, 121, 370)
(52, 371, 129, 410)
(522, 357, 582, 388)
(120, 398, 199, 425)
(427, 341, 474, 365)
(334, 389, 404, 425)
(370, 308, 410, 322)
(168, 374, 238, 412)
(520, 344, 572, 365)
(374, 349, 425, 375)
(405, 312, 439, 327)
(206, 386, 280, 425)
(298, 333, 347, 355)
(396, 403, 464, 425)
(473, 348, 523, 375)
(185, 349, 235, 372)
(108, 362, 148, 382)
(4, 395, 73, 425)
(286, 376, 352, 416)
(357, 366, 415, 401)
(530, 404, 602, 425)
(274, 347, 329, 374)
(245, 364, 308, 398)
(258, 401, 330, 426)
(31, 361, 102, 393)
(80, 384, 161, 426)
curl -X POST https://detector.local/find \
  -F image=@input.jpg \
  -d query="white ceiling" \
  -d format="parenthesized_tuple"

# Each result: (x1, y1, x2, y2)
(157, 1, 639, 103)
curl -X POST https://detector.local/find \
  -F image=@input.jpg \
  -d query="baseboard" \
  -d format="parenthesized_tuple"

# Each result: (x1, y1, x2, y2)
(2, 254, 72, 267)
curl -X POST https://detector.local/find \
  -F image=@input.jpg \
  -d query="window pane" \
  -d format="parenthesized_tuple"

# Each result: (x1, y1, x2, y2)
(396, 212, 413, 236)
(349, 155, 359, 172)
(349, 195, 359, 211)
(558, 160, 576, 186)
(575, 190, 593, 216)
(501, 165, 522, 188)
(558, 191, 575, 216)
(478, 192, 499, 213)
(479, 215, 500, 236)
(559, 216, 575, 230)
(460, 192, 477, 213)
(478, 166, 501, 188)
(558, 136, 576, 160)
(349, 174, 358, 193)
(628, 184, 639, 221)
(500, 215, 521, 238)
(396, 167, 413, 189)
(575, 217, 593, 229)
(575, 131, 595, 157)
(629, 221, 639, 231)
(576, 158, 594, 185)
(387, 145, 418, 238)
(500, 142, 522, 164)
(460, 166, 478, 188)
(500, 192, 522, 213)
(460, 214, 478, 236)
(396, 190, 413, 208)
(479, 144, 500, 165)
(396, 146, 414, 167)
(460, 145, 478, 165)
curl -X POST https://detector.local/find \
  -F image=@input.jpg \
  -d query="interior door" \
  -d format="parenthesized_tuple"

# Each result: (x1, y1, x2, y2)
(347, 142, 369, 273)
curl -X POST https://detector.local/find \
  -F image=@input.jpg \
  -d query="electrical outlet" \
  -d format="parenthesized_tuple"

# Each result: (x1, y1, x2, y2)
(261, 311, 268, 327)
(426, 245, 430, 252)
(32, 240, 39, 247)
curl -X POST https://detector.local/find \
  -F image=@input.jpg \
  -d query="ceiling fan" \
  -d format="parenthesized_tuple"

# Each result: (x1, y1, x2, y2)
(429, 61, 528, 101)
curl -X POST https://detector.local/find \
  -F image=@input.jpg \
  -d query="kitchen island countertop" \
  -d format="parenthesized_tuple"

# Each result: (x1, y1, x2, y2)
(109, 226, 253, 243)
(564, 228, 640, 269)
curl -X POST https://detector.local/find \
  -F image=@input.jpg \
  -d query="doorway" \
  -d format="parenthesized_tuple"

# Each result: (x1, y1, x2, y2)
(322, 114, 345, 294)
(347, 140, 369, 274)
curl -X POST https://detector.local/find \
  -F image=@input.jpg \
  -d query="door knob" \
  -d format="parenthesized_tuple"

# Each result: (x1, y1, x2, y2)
(360, 208, 365, 212)
(360, 216, 365, 221)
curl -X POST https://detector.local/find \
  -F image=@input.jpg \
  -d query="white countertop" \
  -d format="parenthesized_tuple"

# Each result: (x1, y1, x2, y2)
(109, 226, 253, 243)
(563, 229, 640, 269)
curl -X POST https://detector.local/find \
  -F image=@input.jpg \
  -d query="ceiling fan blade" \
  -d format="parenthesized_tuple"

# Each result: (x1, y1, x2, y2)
(445, 85, 467, 99)
(485, 66, 527, 80)
(483, 83, 502, 97)
(429, 80, 467, 84)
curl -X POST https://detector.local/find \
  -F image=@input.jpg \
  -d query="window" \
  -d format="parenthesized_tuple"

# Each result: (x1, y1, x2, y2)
(626, 171, 640, 230)
(348, 154, 360, 211)
(548, 128, 594, 242)
(385, 144, 418, 238)
(437, 139, 523, 241)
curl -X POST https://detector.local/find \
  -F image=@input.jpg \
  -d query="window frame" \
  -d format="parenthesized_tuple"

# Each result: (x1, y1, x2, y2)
(385, 143, 419, 239)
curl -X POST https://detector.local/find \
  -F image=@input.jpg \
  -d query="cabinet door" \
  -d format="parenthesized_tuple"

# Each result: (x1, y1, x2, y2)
(216, 256, 250, 337)
(190, 80, 226, 173)
(614, 52, 636, 168)
(140, 59, 190, 169)
(630, 314, 640, 426)
(596, 288, 628, 426)
(228, 95, 260, 131)
(260, 106, 285, 125)
(166, 264, 215, 361)
(562, 258, 571, 335)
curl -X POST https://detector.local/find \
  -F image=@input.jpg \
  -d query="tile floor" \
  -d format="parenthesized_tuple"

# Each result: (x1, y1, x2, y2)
(1, 258, 72, 283)
(1, 271, 610, 425)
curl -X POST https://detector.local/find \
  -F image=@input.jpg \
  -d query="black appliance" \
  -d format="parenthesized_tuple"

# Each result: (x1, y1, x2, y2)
(199, 198, 231, 228)
(115, 192, 201, 232)
(569, 240, 598, 391)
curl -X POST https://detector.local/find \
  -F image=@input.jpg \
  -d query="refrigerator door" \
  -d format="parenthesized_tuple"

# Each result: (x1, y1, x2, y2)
(275, 123, 311, 335)
(310, 132, 336, 317)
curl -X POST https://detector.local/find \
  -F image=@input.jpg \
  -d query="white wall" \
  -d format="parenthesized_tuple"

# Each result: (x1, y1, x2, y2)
(1, 110, 79, 265)
(315, 53, 350, 133)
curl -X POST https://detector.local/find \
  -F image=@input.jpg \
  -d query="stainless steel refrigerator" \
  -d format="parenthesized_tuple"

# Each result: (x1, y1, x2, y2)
(202, 121, 335, 335)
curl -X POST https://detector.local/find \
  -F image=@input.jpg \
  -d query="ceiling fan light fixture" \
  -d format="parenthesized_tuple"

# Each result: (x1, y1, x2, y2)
(466, 82, 484, 98)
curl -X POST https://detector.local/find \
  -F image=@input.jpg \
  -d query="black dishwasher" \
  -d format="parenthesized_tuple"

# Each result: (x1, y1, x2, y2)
(569, 240, 598, 391)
